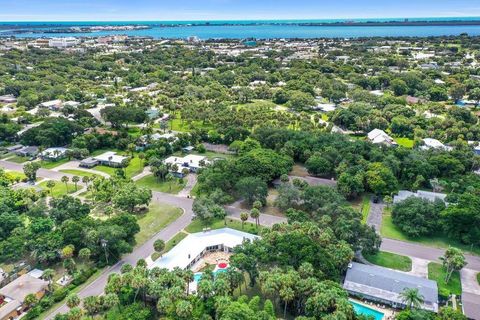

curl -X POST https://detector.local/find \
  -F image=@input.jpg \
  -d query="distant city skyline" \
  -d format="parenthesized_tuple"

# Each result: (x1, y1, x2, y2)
(0, 0, 480, 21)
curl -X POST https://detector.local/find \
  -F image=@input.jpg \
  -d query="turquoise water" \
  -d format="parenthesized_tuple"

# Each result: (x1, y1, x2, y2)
(351, 301, 384, 320)
(2, 18, 480, 39)
(193, 268, 227, 282)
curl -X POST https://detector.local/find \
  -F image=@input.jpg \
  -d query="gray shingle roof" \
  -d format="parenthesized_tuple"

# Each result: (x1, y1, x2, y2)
(344, 262, 438, 312)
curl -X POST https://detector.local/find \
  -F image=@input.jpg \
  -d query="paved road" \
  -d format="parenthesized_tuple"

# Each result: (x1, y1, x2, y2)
(45, 191, 194, 319)
(0, 159, 79, 181)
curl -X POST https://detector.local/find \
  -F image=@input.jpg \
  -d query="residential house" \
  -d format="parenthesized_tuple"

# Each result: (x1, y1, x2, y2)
(367, 129, 397, 147)
(79, 151, 127, 168)
(0, 95, 17, 104)
(39, 147, 69, 161)
(14, 146, 39, 158)
(343, 262, 438, 312)
(420, 138, 452, 151)
(393, 190, 447, 204)
(0, 274, 48, 320)
(39, 100, 62, 110)
(164, 154, 209, 177)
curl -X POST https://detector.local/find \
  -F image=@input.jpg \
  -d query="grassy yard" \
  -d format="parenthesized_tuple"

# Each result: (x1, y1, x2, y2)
(428, 262, 462, 296)
(135, 203, 183, 246)
(6, 155, 29, 163)
(93, 156, 144, 178)
(363, 251, 412, 272)
(59, 169, 100, 178)
(39, 158, 70, 169)
(477, 272, 480, 285)
(151, 231, 188, 261)
(38, 180, 79, 197)
(360, 195, 371, 224)
(185, 217, 262, 235)
(135, 174, 186, 194)
(381, 211, 480, 255)
(90, 148, 125, 157)
(394, 137, 415, 148)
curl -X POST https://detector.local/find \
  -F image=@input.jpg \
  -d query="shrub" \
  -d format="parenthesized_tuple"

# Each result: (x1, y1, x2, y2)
(52, 288, 69, 302)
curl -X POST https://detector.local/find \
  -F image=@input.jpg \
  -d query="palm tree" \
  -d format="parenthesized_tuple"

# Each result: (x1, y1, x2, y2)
(166, 173, 174, 192)
(43, 268, 55, 292)
(184, 269, 194, 294)
(23, 293, 38, 310)
(250, 208, 260, 228)
(72, 176, 80, 191)
(103, 293, 120, 311)
(280, 287, 295, 319)
(400, 287, 424, 309)
(66, 293, 80, 309)
(46, 180, 56, 195)
(61, 175, 69, 193)
(240, 212, 249, 229)
(81, 175, 90, 186)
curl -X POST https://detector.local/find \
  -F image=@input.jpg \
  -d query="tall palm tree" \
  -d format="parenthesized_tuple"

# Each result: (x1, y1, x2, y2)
(400, 288, 424, 309)
(61, 175, 69, 193)
(43, 269, 55, 292)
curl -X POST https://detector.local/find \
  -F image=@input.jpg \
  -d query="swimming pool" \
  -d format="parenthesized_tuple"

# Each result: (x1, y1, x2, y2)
(193, 268, 227, 282)
(350, 301, 384, 320)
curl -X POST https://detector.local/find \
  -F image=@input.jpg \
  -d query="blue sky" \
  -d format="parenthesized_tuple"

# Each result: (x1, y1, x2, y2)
(0, 0, 479, 21)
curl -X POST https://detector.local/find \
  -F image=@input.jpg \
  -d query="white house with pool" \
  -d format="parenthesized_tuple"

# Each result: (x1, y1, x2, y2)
(149, 228, 259, 271)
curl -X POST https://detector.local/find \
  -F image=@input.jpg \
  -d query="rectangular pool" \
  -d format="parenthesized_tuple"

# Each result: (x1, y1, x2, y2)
(350, 301, 384, 320)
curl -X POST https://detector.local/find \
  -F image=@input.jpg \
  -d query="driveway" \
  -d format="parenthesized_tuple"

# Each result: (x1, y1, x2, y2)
(225, 205, 287, 227)
(177, 174, 197, 198)
(366, 199, 384, 232)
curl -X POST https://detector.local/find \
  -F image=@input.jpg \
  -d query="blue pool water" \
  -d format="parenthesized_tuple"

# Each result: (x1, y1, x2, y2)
(351, 301, 384, 320)
(193, 268, 227, 282)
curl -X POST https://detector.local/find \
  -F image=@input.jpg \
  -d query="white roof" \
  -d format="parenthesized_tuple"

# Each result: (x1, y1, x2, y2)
(40, 99, 62, 107)
(150, 228, 258, 270)
(93, 151, 127, 164)
(421, 138, 452, 151)
(314, 103, 337, 112)
(40, 147, 69, 157)
(367, 129, 395, 145)
(164, 154, 209, 170)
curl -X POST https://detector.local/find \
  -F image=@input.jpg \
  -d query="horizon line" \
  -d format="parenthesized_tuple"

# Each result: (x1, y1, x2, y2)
(1, 15, 480, 23)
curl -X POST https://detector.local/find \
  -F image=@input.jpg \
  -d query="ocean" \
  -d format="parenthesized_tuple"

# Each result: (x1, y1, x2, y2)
(2, 18, 480, 39)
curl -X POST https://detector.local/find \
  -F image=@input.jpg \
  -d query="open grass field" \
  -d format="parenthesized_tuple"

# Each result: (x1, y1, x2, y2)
(93, 156, 144, 178)
(38, 180, 79, 197)
(39, 158, 70, 169)
(360, 195, 371, 224)
(394, 137, 415, 148)
(428, 262, 462, 296)
(185, 217, 262, 235)
(59, 169, 100, 178)
(363, 251, 412, 272)
(381, 211, 480, 255)
(135, 174, 185, 194)
(135, 203, 183, 246)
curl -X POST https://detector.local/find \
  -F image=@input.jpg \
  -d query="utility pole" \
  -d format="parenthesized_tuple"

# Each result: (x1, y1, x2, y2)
(101, 239, 108, 264)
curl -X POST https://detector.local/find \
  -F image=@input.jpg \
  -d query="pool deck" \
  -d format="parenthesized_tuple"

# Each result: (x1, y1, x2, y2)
(350, 298, 397, 320)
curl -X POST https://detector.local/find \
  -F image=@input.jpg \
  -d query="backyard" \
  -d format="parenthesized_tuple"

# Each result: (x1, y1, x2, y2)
(135, 203, 183, 246)
(59, 169, 100, 178)
(39, 158, 70, 169)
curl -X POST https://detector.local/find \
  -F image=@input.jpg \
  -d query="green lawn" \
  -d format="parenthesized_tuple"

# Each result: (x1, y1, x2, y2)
(363, 251, 412, 272)
(90, 148, 125, 157)
(394, 137, 415, 148)
(6, 155, 29, 163)
(135, 203, 183, 246)
(360, 195, 371, 224)
(39, 158, 70, 169)
(38, 181, 79, 197)
(428, 262, 462, 296)
(185, 217, 262, 235)
(477, 272, 480, 286)
(59, 169, 100, 178)
(93, 156, 144, 178)
(151, 231, 188, 261)
(233, 99, 276, 110)
(135, 174, 186, 194)
(381, 212, 480, 255)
